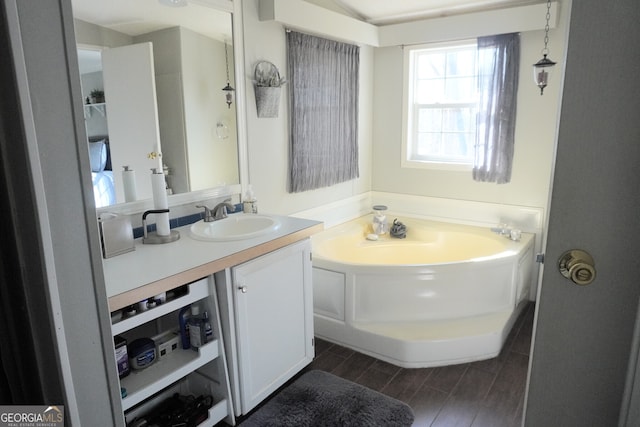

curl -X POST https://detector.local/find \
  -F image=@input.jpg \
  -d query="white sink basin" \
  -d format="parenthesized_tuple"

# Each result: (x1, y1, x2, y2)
(190, 214, 280, 241)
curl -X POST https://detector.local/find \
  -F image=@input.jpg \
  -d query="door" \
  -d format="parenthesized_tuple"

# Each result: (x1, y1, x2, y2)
(232, 240, 314, 414)
(524, 0, 640, 425)
(102, 42, 162, 202)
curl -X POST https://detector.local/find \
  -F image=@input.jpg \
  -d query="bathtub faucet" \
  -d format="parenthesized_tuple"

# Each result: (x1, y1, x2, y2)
(491, 224, 521, 241)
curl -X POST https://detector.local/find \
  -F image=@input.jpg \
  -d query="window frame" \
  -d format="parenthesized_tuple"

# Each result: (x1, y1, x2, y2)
(401, 39, 478, 172)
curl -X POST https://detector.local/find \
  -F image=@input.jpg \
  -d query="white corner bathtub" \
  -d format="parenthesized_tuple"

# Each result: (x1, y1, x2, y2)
(311, 216, 535, 368)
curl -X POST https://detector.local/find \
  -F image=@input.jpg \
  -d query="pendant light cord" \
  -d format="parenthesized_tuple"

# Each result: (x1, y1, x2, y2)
(542, 0, 551, 55)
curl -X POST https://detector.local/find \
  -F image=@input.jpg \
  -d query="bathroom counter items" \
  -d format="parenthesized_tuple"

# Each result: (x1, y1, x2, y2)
(103, 214, 323, 311)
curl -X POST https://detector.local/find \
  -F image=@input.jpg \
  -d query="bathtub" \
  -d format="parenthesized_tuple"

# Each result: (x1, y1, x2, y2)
(311, 216, 535, 368)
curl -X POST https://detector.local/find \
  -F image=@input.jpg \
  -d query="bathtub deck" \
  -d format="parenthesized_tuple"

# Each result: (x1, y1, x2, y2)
(307, 302, 535, 427)
(316, 305, 524, 368)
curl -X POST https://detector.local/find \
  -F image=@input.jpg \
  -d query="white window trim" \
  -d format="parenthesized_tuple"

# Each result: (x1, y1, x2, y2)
(401, 40, 477, 172)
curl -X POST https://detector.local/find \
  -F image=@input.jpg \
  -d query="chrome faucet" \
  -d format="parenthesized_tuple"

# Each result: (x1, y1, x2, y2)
(212, 199, 236, 220)
(196, 205, 215, 222)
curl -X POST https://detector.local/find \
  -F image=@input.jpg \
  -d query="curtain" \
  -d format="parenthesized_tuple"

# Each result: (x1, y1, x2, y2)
(473, 33, 520, 184)
(287, 31, 359, 193)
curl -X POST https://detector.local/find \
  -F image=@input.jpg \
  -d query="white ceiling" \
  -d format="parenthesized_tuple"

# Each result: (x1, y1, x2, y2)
(73, 0, 546, 74)
(71, 0, 232, 40)
(72, 0, 233, 74)
(333, 0, 546, 24)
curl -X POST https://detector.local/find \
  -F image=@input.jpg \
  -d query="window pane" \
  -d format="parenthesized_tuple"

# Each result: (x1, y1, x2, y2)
(415, 79, 443, 103)
(445, 76, 476, 101)
(415, 132, 442, 157)
(442, 132, 470, 157)
(442, 108, 473, 132)
(446, 49, 476, 77)
(417, 52, 445, 79)
(418, 108, 442, 132)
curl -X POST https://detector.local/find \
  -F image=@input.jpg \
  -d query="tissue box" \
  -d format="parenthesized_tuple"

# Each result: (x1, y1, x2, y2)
(99, 213, 135, 258)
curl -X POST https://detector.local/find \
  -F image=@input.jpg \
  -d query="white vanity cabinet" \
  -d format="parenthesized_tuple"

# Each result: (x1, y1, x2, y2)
(216, 238, 314, 415)
(110, 277, 234, 426)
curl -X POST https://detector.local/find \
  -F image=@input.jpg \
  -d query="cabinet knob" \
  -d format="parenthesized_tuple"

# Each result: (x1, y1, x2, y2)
(238, 286, 248, 293)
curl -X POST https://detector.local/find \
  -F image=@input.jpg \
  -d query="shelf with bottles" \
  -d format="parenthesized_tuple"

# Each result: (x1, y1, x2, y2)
(111, 278, 209, 336)
(120, 337, 220, 411)
(124, 371, 229, 427)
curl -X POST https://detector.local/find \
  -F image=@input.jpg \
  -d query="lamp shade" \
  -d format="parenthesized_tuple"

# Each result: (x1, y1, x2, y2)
(533, 54, 557, 95)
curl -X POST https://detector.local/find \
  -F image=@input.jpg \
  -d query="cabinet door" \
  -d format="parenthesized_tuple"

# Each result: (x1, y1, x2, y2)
(232, 239, 313, 414)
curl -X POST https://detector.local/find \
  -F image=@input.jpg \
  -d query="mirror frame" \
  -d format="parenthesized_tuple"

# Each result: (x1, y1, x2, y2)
(94, 0, 248, 216)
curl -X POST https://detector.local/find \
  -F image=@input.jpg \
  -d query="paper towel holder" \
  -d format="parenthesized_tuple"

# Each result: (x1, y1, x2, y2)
(142, 209, 180, 244)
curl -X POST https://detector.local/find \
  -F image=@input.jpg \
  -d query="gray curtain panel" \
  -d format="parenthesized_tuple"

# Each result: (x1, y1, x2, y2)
(473, 33, 520, 184)
(286, 31, 359, 193)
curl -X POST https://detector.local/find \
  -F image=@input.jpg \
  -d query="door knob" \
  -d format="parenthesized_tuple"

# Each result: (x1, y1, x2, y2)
(558, 249, 596, 286)
(238, 286, 248, 293)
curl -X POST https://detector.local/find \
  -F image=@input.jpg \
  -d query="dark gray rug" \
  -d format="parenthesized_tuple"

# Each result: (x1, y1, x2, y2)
(241, 370, 415, 426)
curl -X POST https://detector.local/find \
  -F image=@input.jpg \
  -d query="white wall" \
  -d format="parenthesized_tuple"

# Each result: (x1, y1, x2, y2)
(241, 0, 373, 215)
(372, 6, 569, 213)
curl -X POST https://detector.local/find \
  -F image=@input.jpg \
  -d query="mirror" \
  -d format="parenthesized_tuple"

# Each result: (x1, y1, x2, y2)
(71, 0, 241, 209)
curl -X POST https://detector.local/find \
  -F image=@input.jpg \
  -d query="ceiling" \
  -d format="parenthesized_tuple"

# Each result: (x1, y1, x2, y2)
(71, 0, 232, 40)
(72, 0, 233, 75)
(333, 0, 546, 25)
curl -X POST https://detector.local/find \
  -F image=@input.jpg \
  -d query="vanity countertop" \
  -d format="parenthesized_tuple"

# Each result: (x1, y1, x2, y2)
(103, 214, 323, 311)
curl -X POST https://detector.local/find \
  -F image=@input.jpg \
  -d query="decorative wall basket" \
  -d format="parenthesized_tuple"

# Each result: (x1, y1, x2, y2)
(254, 61, 286, 118)
(255, 86, 281, 118)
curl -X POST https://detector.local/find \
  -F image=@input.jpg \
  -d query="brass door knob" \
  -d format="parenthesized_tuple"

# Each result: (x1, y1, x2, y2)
(558, 250, 596, 286)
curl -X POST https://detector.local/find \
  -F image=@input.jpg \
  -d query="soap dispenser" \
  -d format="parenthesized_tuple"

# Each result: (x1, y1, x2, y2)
(372, 205, 388, 235)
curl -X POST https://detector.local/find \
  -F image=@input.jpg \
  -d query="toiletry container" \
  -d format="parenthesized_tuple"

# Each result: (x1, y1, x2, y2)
(372, 205, 388, 235)
(188, 305, 204, 351)
(243, 185, 258, 214)
(178, 305, 191, 349)
(202, 311, 213, 343)
(114, 335, 130, 378)
(128, 337, 156, 370)
(98, 212, 134, 258)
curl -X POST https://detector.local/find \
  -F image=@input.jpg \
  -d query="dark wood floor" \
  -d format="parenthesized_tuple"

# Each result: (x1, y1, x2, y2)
(306, 303, 535, 427)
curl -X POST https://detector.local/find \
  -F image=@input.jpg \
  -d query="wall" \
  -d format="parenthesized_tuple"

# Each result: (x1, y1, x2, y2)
(372, 6, 569, 213)
(241, 0, 373, 215)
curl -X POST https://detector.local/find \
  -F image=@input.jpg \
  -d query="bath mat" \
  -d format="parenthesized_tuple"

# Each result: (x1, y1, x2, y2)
(241, 370, 414, 426)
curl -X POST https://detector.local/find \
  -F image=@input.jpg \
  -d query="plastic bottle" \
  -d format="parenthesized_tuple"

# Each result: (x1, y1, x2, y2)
(202, 311, 213, 343)
(372, 205, 388, 235)
(178, 305, 191, 349)
(188, 305, 204, 351)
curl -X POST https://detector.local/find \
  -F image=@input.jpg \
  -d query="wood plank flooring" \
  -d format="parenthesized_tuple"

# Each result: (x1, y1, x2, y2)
(307, 303, 534, 427)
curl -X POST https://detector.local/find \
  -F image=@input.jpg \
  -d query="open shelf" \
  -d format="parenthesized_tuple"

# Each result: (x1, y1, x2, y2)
(84, 102, 106, 118)
(121, 339, 219, 411)
(124, 371, 229, 427)
(111, 278, 209, 336)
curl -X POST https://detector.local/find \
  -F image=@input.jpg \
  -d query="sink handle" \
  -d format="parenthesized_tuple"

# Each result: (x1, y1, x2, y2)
(196, 205, 214, 222)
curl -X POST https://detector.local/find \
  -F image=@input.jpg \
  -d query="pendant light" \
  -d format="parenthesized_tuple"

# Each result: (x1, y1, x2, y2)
(533, 0, 557, 95)
(222, 41, 235, 108)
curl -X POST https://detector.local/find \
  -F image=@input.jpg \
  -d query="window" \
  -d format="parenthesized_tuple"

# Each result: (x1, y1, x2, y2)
(287, 31, 360, 192)
(402, 40, 478, 170)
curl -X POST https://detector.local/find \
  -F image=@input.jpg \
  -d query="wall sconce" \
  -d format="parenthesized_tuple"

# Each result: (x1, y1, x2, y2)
(533, 0, 557, 95)
(222, 41, 235, 108)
